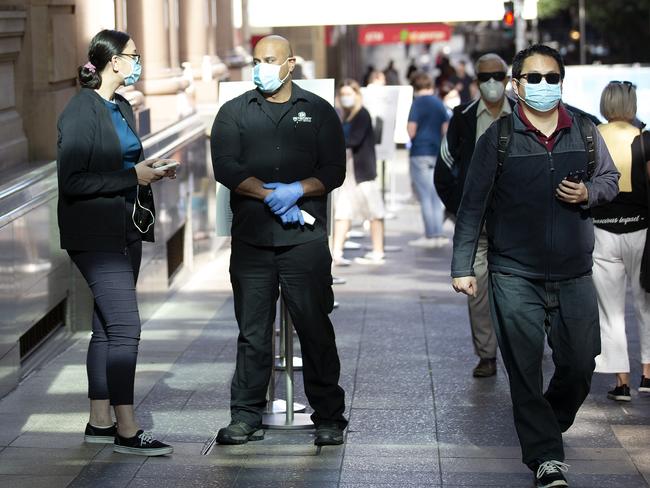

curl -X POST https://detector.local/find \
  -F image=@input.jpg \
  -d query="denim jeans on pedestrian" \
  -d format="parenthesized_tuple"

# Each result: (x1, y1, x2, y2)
(488, 272, 600, 469)
(409, 155, 445, 238)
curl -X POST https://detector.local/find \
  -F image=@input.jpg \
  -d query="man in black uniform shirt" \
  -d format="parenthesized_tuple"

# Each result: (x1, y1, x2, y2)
(210, 35, 348, 446)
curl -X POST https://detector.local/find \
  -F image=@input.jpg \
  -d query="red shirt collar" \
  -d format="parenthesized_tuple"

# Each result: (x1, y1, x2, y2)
(517, 103, 573, 134)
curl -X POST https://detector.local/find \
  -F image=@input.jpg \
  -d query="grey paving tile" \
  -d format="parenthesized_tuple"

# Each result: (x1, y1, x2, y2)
(68, 463, 143, 487)
(348, 408, 436, 434)
(232, 482, 337, 488)
(129, 479, 233, 488)
(339, 469, 440, 485)
(136, 462, 242, 478)
(236, 467, 340, 482)
(0, 475, 77, 488)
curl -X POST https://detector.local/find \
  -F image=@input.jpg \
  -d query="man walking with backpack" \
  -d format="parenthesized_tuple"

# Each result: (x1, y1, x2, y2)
(435, 53, 515, 378)
(451, 45, 619, 488)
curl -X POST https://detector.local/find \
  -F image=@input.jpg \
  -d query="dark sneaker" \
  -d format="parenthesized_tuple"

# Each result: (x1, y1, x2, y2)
(535, 460, 569, 487)
(113, 430, 173, 456)
(640, 376, 650, 393)
(314, 423, 344, 446)
(216, 421, 264, 445)
(84, 423, 116, 444)
(607, 384, 631, 401)
(473, 358, 497, 378)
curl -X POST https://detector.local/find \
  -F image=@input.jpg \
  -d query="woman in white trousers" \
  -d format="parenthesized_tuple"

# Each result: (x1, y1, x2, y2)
(592, 81, 650, 401)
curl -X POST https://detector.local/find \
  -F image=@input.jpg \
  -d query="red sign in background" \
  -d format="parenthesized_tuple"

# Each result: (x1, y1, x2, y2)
(358, 23, 452, 45)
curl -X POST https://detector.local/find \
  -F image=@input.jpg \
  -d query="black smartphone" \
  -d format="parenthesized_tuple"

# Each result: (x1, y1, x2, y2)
(566, 169, 586, 183)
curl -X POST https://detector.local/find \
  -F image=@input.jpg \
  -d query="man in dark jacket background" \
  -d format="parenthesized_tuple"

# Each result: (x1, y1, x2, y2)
(435, 53, 515, 378)
(451, 45, 619, 488)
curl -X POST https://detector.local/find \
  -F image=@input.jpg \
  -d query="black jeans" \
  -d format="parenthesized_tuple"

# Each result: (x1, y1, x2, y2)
(488, 272, 600, 469)
(229, 237, 347, 429)
(69, 208, 142, 406)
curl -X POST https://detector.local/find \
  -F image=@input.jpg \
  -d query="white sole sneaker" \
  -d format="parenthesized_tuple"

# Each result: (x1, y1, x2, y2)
(85, 435, 115, 444)
(113, 445, 174, 456)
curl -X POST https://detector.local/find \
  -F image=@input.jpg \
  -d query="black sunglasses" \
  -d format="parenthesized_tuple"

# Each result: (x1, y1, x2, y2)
(610, 80, 636, 91)
(477, 71, 507, 82)
(519, 72, 561, 85)
(120, 53, 141, 63)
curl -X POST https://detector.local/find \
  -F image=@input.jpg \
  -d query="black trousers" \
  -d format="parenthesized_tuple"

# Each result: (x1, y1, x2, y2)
(489, 272, 600, 469)
(229, 237, 347, 429)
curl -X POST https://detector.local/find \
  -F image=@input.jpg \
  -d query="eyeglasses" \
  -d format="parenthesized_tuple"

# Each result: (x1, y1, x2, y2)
(610, 80, 636, 91)
(120, 53, 141, 64)
(477, 71, 507, 82)
(519, 72, 561, 84)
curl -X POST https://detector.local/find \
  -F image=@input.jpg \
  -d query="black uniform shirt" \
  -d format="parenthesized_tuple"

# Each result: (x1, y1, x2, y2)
(211, 83, 346, 247)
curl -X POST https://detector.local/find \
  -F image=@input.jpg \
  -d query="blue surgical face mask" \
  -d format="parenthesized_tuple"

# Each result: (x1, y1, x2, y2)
(121, 58, 142, 86)
(253, 58, 290, 93)
(518, 79, 562, 112)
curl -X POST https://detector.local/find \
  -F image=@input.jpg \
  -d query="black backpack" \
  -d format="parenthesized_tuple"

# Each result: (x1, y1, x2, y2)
(496, 113, 596, 179)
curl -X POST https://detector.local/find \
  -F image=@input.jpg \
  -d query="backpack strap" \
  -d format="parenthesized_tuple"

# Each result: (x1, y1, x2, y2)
(576, 114, 596, 179)
(496, 114, 513, 178)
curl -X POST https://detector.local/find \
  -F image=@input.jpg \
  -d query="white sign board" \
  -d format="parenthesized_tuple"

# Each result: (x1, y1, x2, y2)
(215, 80, 336, 236)
(361, 85, 400, 161)
(563, 65, 650, 125)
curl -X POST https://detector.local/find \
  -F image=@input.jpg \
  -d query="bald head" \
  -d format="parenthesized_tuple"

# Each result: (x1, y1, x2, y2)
(254, 35, 294, 63)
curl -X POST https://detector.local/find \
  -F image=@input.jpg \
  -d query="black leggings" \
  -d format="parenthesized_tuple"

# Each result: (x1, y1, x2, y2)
(69, 237, 142, 406)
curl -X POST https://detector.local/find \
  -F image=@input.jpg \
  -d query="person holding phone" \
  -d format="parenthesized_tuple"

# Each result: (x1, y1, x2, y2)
(57, 29, 176, 456)
(451, 45, 619, 487)
(591, 81, 650, 402)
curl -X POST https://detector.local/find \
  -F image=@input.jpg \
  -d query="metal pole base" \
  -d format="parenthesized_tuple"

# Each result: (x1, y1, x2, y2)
(275, 356, 303, 371)
(266, 399, 306, 414)
(262, 412, 314, 430)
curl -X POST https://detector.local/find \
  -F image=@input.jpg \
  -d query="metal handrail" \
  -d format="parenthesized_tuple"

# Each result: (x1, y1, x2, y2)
(0, 114, 206, 228)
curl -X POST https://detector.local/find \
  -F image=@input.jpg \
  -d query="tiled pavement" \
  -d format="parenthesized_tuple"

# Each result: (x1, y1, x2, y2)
(0, 167, 649, 487)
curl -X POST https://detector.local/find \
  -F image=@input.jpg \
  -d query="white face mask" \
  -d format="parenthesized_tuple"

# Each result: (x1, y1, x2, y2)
(340, 94, 356, 108)
(479, 79, 505, 103)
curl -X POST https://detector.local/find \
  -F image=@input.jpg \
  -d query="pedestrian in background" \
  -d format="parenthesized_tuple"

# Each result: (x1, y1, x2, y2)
(57, 29, 175, 456)
(435, 53, 515, 378)
(210, 35, 348, 447)
(452, 44, 619, 488)
(332, 79, 386, 266)
(383, 60, 400, 85)
(407, 71, 450, 248)
(592, 81, 650, 401)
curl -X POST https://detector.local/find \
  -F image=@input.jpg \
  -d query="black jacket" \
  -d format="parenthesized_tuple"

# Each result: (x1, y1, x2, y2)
(345, 107, 377, 183)
(435, 97, 516, 215)
(57, 88, 153, 251)
(451, 106, 619, 281)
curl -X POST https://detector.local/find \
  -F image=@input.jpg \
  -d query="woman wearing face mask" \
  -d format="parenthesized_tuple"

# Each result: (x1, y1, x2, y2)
(57, 29, 176, 456)
(332, 79, 386, 265)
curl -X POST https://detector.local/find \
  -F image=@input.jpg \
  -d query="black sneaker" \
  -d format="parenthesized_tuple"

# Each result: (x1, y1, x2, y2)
(640, 376, 650, 393)
(216, 421, 264, 445)
(607, 384, 632, 401)
(535, 461, 569, 487)
(314, 423, 344, 446)
(113, 430, 173, 456)
(84, 423, 117, 444)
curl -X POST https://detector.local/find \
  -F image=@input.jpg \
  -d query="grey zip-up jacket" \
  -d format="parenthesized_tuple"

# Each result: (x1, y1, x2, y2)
(451, 106, 619, 281)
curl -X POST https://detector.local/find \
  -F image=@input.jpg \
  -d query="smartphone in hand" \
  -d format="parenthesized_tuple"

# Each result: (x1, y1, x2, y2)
(565, 169, 585, 183)
(152, 159, 180, 171)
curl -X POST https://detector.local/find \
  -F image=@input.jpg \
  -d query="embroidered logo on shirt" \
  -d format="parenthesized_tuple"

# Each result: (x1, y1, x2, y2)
(293, 111, 312, 123)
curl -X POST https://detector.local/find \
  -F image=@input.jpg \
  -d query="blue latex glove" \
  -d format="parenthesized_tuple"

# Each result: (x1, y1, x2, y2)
(280, 205, 305, 226)
(263, 182, 304, 215)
